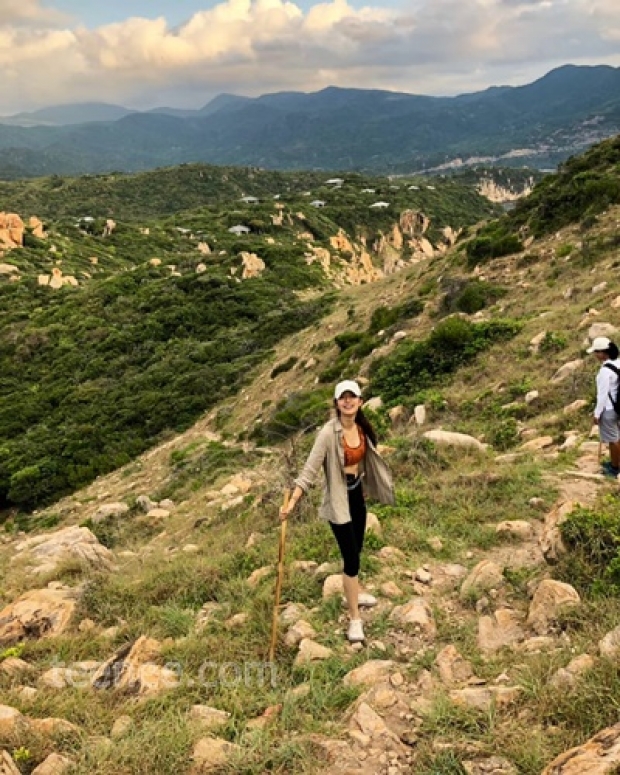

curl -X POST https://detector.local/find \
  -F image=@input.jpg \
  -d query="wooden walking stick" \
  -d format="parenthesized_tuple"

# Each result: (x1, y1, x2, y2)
(269, 490, 290, 661)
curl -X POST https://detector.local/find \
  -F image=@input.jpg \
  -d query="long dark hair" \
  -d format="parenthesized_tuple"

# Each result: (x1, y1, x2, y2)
(605, 342, 620, 360)
(334, 402, 378, 447)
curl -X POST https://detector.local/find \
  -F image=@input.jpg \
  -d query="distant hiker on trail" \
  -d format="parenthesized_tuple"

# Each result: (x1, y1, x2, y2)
(588, 336, 620, 477)
(279, 379, 395, 643)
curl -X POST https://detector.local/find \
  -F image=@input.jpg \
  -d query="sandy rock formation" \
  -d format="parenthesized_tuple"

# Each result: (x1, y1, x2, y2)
(0, 213, 24, 249)
(238, 252, 265, 279)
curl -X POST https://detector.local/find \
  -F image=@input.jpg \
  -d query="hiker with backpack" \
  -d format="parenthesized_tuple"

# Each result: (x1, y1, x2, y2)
(279, 379, 395, 643)
(588, 336, 620, 477)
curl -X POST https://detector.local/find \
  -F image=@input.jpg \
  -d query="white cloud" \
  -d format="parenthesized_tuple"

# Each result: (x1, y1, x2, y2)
(0, 0, 69, 26)
(0, 0, 618, 113)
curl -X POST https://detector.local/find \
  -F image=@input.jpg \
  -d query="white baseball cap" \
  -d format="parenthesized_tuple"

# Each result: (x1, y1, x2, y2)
(587, 336, 612, 353)
(334, 379, 362, 399)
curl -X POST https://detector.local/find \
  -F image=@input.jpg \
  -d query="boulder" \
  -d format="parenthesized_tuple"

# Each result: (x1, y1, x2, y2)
(0, 587, 78, 646)
(423, 429, 487, 451)
(541, 721, 620, 774)
(527, 579, 581, 634)
(12, 525, 114, 575)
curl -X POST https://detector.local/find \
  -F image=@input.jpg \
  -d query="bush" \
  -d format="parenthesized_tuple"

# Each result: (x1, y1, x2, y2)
(270, 356, 298, 378)
(368, 298, 424, 333)
(370, 317, 521, 404)
(557, 499, 620, 596)
(466, 233, 523, 266)
(441, 279, 507, 315)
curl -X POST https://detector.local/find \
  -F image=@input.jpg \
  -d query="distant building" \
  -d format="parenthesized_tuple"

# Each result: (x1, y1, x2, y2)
(240, 196, 259, 204)
(325, 178, 344, 185)
(408, 185, 420, 190)
(310, 200, 326, 208)
(369, 202, 390, 209)
(228, 225, 251, 235)
(361, 188, 376, 193)
(426, 185, 436, 190)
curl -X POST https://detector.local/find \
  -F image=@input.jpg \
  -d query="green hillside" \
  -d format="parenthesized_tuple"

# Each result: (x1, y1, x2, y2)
(2, 134, 620, 775)
(0, 166, 499, 510)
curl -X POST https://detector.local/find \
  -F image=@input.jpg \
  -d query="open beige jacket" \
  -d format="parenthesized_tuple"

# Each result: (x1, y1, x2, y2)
(294, 417, 395, 525)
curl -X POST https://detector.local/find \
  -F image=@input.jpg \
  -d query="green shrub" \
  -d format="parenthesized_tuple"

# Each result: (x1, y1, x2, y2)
(270, 356, 298, 378)
(557, 499, 620, 596)
(466, 222, 522, 266)
(370, 317, 522, 404)
(441, 279, 507, 315)
(538, 331, 567, 353)
(368, 298, 424, 333)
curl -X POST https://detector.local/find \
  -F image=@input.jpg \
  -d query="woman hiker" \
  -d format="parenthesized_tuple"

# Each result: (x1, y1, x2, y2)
(588, 336, 620, 477)
(279, 379, 395, 643)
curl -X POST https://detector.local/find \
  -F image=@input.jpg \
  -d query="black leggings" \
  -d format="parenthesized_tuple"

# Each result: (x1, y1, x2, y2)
(329, 475, 367, 577)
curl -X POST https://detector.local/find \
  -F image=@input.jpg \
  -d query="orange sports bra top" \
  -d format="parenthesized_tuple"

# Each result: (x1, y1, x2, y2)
(343, 426, 366, 467)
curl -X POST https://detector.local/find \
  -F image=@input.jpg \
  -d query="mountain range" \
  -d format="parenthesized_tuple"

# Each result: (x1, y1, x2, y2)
(0, 64, 619, 179)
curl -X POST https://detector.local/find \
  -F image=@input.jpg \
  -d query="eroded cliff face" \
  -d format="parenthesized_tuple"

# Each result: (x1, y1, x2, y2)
(477, 177, 534, 203)
(304, 209, 460, 287)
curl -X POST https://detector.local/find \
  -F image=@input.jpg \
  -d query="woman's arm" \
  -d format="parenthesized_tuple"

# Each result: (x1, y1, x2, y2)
(279, 426, 330, 520)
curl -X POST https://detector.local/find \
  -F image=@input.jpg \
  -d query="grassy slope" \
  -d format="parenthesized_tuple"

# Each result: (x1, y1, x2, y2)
(1, 145, 620, 772)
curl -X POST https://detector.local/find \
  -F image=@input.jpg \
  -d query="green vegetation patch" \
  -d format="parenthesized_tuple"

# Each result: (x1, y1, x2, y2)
(369, 316, 522, 405)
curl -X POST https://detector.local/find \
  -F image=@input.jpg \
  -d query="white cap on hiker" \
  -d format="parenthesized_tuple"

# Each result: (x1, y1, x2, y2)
(334, 380, 362, 399)
(587, 336, 612, 353)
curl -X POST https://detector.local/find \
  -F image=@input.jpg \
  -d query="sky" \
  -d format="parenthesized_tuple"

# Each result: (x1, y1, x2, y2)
(1, 0, 619, 114)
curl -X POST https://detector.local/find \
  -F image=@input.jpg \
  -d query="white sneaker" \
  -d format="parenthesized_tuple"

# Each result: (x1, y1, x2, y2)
(347, 619, 365, 643)
(341, 593, 378, 609)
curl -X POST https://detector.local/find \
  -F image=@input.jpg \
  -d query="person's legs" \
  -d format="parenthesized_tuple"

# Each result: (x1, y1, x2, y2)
(329, 522, 364, 641)
(600, 411, 620, 473)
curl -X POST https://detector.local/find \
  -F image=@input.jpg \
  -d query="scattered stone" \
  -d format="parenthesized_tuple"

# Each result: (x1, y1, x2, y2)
(322, 574, 343, 599)
(247, 566, 272, 588)
(377, 546, 406, 563)
(414, 568, 432, 584)
(449, 686, 521, 712)
(30, 753, 73, 775)
(191, 737, 240, 772)
(343, 660, 396, 688)
(550, 360, 583, 383)
(423, 429, 487, 451)
(366, 512, 382, 536)
(291, 560, 318, 573)
(435, 645, 475, 685)
(460, 560, 505, 601)
(413, 405, 427, 426)
(520, 436, 554, 451)
(389, 598, 436, 637)
(549, 654, 596, 690)
(110, 715, 134, 739)
(495, 520, 533, 541)
(524, 390, 539, 404)
(380, 581, 403, 598)
(527, 579, 581, 635)
(284, 620, 317, 647)
(540, 721, 620, 774)
(478, 609, 525, 653)
(294, 639, 333, 666)
(189, 705, 231, 731)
